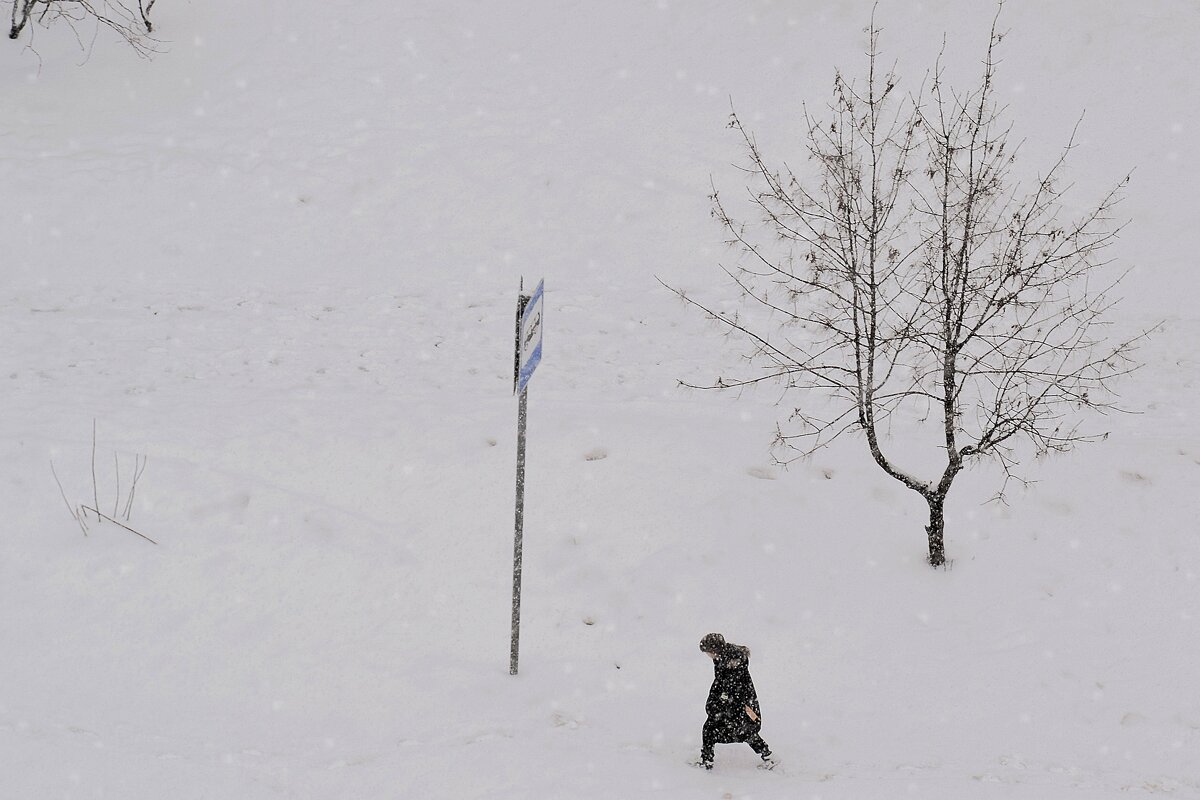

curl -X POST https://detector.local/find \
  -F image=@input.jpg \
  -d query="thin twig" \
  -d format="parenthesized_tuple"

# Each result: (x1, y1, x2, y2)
(123, 455, 147, 521)
(114, 451, 121, 519)
(82, 505, 158, 545)
(91, 419, 100, 514)
(50, 461, 87, 535)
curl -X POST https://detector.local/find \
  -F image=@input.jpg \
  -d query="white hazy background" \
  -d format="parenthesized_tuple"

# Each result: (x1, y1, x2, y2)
(2, 1, 1198, 798)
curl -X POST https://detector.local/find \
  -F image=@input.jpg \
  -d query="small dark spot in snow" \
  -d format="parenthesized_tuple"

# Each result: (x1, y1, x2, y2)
(583, 616, 596, 626)
(486, 438, 498, 447)
(584, 448, 608, 462)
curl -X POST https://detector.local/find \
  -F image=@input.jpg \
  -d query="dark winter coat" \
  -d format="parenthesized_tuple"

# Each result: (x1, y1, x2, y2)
(704, 643, 762, 742)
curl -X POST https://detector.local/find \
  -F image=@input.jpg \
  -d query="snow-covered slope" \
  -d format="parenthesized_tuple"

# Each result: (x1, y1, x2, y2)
(2, 2, 1198, 797)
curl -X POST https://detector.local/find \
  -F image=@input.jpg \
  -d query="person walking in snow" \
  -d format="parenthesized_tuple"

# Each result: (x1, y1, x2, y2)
(696, 632, 775, 770)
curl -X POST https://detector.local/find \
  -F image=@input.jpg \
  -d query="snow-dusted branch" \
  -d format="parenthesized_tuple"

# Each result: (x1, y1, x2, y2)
(8, 0, 161, 56)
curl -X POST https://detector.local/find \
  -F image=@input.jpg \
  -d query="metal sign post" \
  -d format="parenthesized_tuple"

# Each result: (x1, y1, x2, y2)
(511, 279, 543, 675)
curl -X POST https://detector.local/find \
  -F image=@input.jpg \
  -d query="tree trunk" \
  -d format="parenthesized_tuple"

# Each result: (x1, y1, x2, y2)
(925, 494, 947, 567)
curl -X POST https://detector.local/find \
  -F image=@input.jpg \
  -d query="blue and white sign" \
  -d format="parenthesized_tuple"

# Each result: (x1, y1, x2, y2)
(517, 279, 544, 394)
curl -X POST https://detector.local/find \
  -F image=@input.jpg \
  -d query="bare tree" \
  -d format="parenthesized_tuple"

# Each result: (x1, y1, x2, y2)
(668, 9, 1151, 567)
(8, 0, 158, 56)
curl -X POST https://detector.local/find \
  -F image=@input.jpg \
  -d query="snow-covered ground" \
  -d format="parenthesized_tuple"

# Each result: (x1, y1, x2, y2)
(2, 1, 1198, 797)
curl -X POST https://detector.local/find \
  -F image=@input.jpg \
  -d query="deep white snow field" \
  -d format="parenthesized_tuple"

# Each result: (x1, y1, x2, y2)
(3, 1, 1199, 797)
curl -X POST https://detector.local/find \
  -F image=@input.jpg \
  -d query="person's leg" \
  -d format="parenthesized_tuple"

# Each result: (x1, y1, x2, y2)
(746, 733, 772, 760)
(700, 720, 717, 767)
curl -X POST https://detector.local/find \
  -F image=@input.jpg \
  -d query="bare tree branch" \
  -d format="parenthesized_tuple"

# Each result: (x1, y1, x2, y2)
(8, 0, 161, 56)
